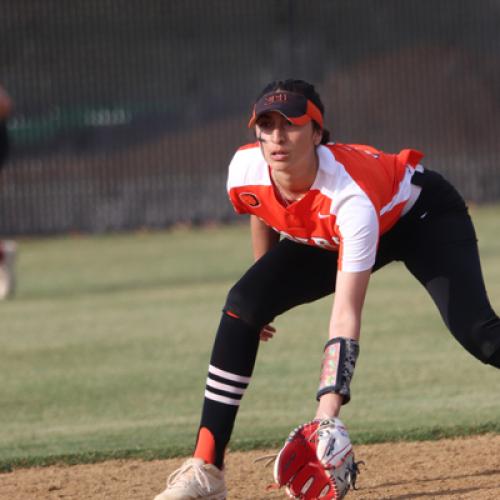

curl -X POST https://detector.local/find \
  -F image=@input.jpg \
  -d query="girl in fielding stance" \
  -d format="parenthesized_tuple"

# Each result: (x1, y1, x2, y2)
(154, 79, 500, 500)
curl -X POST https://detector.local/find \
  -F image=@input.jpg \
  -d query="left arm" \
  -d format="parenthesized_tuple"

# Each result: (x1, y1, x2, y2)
(315, 267, 371, 419)
(314, 194, 378, 418)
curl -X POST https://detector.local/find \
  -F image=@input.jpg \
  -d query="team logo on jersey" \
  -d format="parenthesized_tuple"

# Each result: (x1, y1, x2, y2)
(239, 192, 261, 208)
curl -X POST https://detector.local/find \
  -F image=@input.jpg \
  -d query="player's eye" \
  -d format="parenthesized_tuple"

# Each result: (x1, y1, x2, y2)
(256, 117, 273, 130)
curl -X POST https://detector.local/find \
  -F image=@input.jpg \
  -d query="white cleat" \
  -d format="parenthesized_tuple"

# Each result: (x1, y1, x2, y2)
(154, 457, 227, 500)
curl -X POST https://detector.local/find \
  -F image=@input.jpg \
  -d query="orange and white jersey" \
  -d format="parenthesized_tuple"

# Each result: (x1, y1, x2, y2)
(227, 142, 424, 272)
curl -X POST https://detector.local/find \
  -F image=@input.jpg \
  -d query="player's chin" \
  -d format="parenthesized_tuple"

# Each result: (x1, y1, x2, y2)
(267, 157, 293, 171)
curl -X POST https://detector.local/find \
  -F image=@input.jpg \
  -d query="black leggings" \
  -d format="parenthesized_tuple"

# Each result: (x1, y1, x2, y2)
(224, 169, 500, 367)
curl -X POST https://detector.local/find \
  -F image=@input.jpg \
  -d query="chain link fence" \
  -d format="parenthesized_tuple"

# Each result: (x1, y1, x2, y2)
(1, 0, 499, 235)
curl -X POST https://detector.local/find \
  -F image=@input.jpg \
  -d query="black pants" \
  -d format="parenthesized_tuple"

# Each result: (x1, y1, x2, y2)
(225, 169, 500, 367)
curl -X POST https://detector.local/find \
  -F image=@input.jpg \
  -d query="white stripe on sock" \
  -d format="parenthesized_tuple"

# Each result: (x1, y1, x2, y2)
(205, 389, 241, 406)
(206, 378, 246, 395)
(208, 365, 251, 384)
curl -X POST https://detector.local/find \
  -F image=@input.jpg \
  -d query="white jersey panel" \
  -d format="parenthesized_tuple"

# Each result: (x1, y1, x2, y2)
(313, 145, 379, 271)
(226, 147, 270, 192)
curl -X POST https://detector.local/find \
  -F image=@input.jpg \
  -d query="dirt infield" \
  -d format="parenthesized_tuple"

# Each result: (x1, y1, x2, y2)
(1, 434, 499, 499)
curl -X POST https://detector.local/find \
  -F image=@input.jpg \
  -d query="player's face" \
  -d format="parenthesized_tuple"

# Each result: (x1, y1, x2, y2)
(255, 112, 321, 174)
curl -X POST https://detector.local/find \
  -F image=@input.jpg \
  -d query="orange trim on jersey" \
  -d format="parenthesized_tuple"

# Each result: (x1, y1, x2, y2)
(194, 426, 216, 465)
(225, 310, 240, 319)
(397, 148, 424, 167)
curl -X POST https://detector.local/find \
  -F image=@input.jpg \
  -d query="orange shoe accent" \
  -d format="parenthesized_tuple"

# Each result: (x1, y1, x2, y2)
(193, 426, 216, 465)
(225, 310, 240, 319)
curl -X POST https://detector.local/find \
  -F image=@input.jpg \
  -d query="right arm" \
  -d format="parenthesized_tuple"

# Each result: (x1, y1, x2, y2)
(250, 215, 280, 341)
(250, 214, 279, 261)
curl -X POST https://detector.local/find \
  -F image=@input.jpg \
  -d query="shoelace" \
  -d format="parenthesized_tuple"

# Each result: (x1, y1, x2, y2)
(166, 461, 212, 493)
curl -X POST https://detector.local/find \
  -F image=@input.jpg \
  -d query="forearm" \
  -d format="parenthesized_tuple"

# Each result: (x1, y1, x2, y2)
(329, 310, 361, 341)
(315, 269, 370, 419)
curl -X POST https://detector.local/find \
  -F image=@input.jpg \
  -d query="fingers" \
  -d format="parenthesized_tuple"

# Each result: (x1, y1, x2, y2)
(259, 324, 276, 342)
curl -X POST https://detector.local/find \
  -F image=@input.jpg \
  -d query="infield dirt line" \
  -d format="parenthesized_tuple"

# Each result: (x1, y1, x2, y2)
(1, 434, 499, 499)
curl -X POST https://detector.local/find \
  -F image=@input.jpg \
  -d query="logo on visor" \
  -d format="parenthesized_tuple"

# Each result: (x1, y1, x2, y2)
(265, 93, 288, 105)
(239, 192, 261, 208)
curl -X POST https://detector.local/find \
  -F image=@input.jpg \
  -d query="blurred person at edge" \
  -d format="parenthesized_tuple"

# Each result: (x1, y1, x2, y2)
(0, 84, 16, 299)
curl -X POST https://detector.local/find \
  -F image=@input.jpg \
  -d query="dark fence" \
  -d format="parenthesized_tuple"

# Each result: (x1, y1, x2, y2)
(1, 0, 499, 235)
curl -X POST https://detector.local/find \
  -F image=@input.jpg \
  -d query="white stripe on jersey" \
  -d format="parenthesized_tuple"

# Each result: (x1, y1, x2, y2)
(380, 165, 415, 216)
(315, 146, 380, 271)
(314, 146, 372, 217)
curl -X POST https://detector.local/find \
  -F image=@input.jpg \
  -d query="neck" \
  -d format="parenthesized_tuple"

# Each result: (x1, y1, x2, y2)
(271, 151, 319, 200)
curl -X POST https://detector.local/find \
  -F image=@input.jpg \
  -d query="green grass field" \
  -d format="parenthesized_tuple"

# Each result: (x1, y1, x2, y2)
(0, 205, 499, 470)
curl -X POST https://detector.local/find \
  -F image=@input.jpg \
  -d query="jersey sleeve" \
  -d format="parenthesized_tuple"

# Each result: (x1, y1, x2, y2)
(334, 195, 379, 272)
(226, 149, 250, 214)
(396, 148, 424, 167)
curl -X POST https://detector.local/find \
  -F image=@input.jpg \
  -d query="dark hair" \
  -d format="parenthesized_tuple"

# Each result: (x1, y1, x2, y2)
(255, 79, 331, 144)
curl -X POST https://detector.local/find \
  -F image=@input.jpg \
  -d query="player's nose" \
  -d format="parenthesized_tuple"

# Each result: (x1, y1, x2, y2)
(270, 125, 286, 144)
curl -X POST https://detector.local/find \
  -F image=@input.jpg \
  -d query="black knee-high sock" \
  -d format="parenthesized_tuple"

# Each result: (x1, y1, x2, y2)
(194, 312, 260, 468)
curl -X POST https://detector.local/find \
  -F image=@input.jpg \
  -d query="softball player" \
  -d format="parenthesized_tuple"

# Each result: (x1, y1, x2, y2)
(0, 85, 15, 300)
(154, 79, 500, 500)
